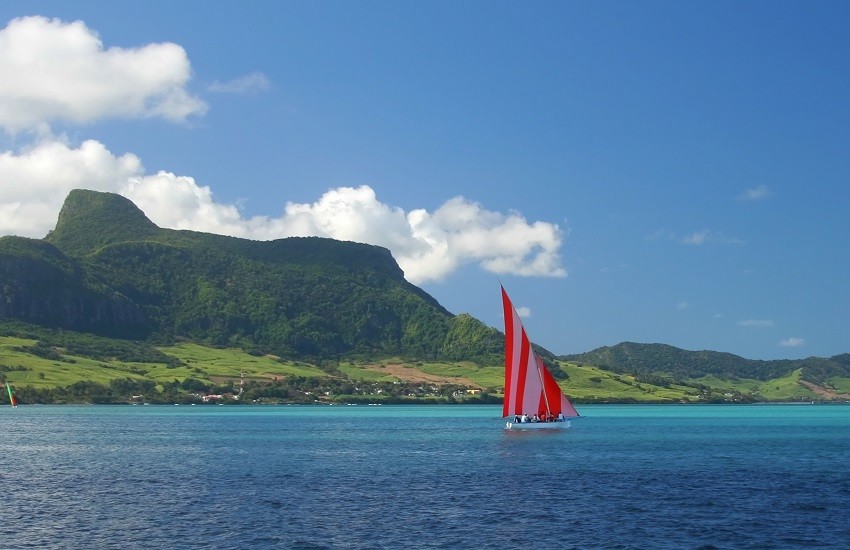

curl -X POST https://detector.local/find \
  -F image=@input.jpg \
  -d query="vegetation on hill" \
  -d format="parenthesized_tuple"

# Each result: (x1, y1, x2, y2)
(561, 342, 850, 401)
(2, 189, 502, 361)
(0, 236, 147, 337)
(2, 322, 848, 405)
(1, 190, 848, 405)
(0, 325, 503, 405)
(44, 188, 160, 255)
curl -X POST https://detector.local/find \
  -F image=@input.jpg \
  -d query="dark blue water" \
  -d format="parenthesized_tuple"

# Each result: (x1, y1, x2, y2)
(2, 404, 849, 548)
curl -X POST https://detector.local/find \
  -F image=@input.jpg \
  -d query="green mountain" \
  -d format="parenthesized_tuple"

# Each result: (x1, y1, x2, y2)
(562, 342, 850, 395)
(2, 189, 502, 362)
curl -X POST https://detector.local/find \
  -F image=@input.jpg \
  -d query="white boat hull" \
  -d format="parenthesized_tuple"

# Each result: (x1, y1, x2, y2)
(505, 420, 571, 430)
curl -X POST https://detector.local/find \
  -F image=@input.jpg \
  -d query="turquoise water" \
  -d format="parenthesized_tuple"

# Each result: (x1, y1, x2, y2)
(2, 404, 849, 548)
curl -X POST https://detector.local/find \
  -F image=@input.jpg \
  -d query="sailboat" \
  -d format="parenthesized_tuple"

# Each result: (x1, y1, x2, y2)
(6, 381, 18, 407)
(501, 286, 579, 430)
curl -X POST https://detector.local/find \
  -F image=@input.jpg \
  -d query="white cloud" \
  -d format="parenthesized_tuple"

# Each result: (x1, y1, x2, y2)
(737, 185, 769, 201)
(0, 139, 141, 236)
(279, 188, 566, 283)
(123, 172, 251, 236)
(737, 319, 774, 328)
(0, 139, 566, 284)
(515, 306, 531, 318)
(779, 337, 805, 347)
(0, 15, 565, 285)
(681, 229, 710, 245)
(208, 72, 271, 94)
(0, 16, 206, 134)
(652, 228, 744, 246)
(680, 229, 744, 246)
(413, 197, 566, 280)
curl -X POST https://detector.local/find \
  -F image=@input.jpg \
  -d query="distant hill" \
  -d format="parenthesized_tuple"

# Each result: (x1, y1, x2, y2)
(1, 189, 503, 362)
(562, 342, 850, 387)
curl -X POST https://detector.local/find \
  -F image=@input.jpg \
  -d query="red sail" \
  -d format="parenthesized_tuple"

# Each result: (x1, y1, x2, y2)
(502, 286, 578, 419)
(539, 355, 579, 418)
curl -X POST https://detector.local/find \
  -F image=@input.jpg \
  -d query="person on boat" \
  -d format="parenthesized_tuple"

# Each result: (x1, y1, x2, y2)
(521, 413, 528, 423)
(531, 414, 540, 423)
(557, 412, 565, 422)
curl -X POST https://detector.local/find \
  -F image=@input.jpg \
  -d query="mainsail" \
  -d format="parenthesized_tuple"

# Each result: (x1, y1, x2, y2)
(502, 286, 578, 419)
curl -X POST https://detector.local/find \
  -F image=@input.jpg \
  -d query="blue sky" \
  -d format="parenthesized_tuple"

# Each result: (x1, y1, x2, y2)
(1, 1, 848, 360)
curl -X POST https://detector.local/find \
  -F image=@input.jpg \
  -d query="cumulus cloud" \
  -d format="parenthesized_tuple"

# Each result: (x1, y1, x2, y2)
(0, 139, 566, 284)
(779, 337, 805, 347)
(0, 139, 141, 236)
(737, 319, 774, 328)
(737, 185, 769, 201)
(208, 72, 271, 94)
(0, 16, 206, 134)
(158, 181, 563, 283)
(0, 15, 565, 285)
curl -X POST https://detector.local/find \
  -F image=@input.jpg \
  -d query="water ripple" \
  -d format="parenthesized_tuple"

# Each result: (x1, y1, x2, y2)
(2, 404, 850, 548)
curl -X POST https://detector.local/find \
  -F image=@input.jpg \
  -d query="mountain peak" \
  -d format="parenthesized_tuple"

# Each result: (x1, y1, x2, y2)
(45, 189, 159, 255)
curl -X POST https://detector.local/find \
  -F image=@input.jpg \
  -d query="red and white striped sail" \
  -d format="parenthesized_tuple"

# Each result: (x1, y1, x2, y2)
(502, 286, 578, 419)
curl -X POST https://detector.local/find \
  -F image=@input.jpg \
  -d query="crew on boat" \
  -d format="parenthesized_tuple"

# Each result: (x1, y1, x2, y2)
(513, 412, 568, 424)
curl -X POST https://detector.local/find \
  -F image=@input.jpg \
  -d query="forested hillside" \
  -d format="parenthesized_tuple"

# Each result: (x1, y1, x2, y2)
(1, 189, 502, 362)
(562, 342, 850, 389)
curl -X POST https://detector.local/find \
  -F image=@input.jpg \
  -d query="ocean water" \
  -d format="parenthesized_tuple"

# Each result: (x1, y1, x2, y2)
(2, 404, 849, 549)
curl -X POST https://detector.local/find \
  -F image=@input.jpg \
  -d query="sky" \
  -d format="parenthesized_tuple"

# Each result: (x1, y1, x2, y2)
(1, 1, 848, 361)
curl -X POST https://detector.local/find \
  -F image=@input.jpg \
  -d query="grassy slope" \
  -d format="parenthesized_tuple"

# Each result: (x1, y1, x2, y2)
(0, 337, 835, 402)
(1, 336, 151, 388)
(689, 370, 818, 400)
(417, 361, 503, 388)
(828, 377, 850, 393)
(156, 343, 326, 382)
(560, 361, 701, 402)
(338, 359, 502, 388)
(338, 362, 398, 382)
(559, 360, 821, 403)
